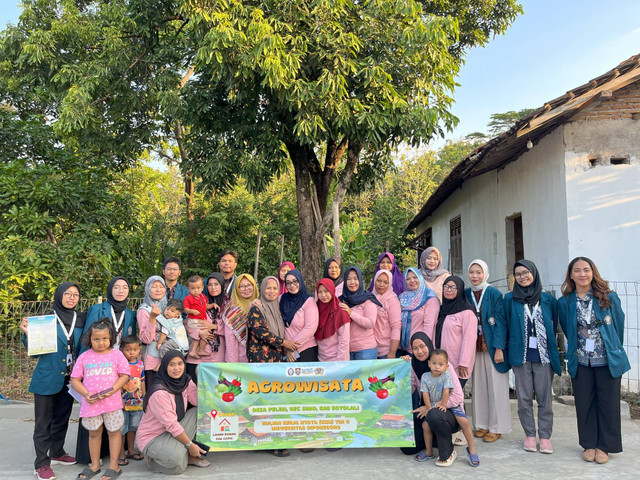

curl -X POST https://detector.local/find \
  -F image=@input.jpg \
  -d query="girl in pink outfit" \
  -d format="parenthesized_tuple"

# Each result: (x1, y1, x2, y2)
(137, 275, 168, 389)
(434, 276, 478, 390)
(70, 321, 130, 480)
(398, 268, 440, 355)
(316, 279, 351, 361)
(419, 247, 450, 303)
(280, 270, 319, 362)
(338, 266, 381, 360)
(221, 273, 258, 363)
(372, 270, 402, 359)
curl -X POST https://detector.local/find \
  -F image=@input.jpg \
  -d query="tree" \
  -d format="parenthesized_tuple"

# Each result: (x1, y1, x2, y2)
(487, 108, 536, 136)
(1, 0, 523, 286)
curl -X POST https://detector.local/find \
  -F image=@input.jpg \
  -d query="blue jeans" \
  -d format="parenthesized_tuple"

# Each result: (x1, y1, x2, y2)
(350, 347, 378, 360)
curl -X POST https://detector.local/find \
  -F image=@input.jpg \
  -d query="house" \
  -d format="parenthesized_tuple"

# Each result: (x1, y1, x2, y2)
(375, 414, 412, 429)
(407, 54, 640, 391)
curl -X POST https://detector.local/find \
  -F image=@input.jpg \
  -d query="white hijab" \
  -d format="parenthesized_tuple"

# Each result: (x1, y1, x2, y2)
(468, 259, 490, 292)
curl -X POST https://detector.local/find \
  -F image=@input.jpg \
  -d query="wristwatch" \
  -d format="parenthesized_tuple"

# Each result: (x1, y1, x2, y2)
(184, 441, 192, 450)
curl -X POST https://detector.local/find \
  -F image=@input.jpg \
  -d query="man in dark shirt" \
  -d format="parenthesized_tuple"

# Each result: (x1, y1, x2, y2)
(218, 250, 238, 298)
(162, 257, 188, 302)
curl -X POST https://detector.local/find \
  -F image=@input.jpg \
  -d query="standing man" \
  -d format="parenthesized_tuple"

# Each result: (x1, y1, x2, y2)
(218, 250, 238, 299)
(162, 257, 188, 302)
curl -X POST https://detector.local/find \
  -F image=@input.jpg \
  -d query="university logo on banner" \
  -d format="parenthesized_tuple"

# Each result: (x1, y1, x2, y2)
(197, 359, 414, 451)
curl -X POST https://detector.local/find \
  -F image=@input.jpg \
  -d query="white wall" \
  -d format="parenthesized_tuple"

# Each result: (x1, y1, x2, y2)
(415, 127, 569, 287)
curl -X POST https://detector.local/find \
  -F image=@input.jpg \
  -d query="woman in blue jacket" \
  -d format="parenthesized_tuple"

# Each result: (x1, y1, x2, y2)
(465, 259, 511, 444)
(20, 282, 86, 480)
(558, 257, 630, 465)
(504, 260, 560, 455)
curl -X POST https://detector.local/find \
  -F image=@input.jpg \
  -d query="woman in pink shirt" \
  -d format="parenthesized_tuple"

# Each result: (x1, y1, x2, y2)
(280, 270, 319, 362)
(136, 351, 208, 474)
(277, 261, 296, 295)
(434, 276, 478, 390)
(372, 270, 402, 359)
(185, 272, 226, 382)
(316, 279, 351, 362)
(419, 247, 450, 303)
(398, 268, 439, 355)
(323, 257, 344, 298)
(221, 273, 258, 363)
(137, 275, 168, 388)
(338, 266, 382, 360)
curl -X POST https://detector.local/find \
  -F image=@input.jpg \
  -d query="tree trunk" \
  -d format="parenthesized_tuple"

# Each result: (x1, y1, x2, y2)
(174, 121, 194, 221)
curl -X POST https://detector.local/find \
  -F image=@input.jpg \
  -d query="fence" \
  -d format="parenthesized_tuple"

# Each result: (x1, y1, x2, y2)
(1, 282, 639, 401)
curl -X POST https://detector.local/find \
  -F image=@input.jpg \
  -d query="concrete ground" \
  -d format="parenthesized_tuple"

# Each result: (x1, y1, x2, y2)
(1, 399, 639, 480)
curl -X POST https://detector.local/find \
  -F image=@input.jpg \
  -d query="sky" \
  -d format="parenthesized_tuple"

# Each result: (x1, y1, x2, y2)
(2, 1, 640, 148)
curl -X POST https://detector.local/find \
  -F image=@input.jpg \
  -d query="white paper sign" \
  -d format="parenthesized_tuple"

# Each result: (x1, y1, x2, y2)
(27, 315, 58, 356)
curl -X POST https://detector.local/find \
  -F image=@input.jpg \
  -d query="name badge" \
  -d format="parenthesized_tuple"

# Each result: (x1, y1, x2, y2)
(585, 338, 595, 352)
(478, 325, 483, 335)
(66, 353, 73, 366)
(604, 315, 612, 325)
(488, 317, 496, 326)
(529, 337, 538, 349)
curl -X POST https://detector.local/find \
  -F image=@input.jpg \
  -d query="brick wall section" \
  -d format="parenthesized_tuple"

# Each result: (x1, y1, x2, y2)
(573, 80, 640, 120)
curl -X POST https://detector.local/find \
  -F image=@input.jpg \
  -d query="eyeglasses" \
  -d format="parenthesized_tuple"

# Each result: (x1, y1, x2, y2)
(443, 285, 458, 291)
(63, 292, 80, 299)
(164, 267, 180, 272)
(514, 271, 531, 279)
(285, 279, 299, 287)
(238, 284, 253, 291)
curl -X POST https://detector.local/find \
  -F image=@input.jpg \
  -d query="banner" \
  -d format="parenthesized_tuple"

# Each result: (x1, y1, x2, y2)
(197, 359, 414, 451)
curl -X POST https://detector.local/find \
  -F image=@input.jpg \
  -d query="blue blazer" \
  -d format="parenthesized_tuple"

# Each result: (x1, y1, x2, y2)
(80, 301, 137, 354)
(558, 291, 630, 379)
(172, 283, 189, 302)
(22, 316, 84, 395)
(465, 286, 510, 373)
(504, 291, 562, 376)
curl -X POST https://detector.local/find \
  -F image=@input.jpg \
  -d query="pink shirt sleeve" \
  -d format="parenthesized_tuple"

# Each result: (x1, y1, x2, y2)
(337, 323, 351, 361)
(224, 322, 239, 363)
(350, 300, 377, 329)
(291, 298, 319, 345)
(146, 390, 186, 438)
(447, 365, 464, 409)
(459, 310, 478, 370)
(423, 297, 439, 341)
(137, 308, 157, 345)
(388, 296, 402, 341)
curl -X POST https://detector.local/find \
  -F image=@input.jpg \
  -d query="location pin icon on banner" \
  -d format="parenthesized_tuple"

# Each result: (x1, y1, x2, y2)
(210, 409, 218, 419)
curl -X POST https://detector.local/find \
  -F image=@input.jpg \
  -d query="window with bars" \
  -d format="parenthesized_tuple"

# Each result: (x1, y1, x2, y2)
(449, 215, 462, 275)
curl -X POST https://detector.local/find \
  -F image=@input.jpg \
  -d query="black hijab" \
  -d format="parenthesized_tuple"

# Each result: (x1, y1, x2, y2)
(143, 350, 191, 421)
(434, 275, 474, 348)
(106, 276, 130, 316)
(279, 270, 312, 327)
(205, 272, 226, 309)
(338, 266, 383, 308)
(410, 331, 434, 384)
(53, 282, 86, 329)
(512, 259, 542, 308)
(323, 257, 343, 287)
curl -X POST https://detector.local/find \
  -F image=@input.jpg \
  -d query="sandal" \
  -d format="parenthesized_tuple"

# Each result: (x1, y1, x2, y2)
(436, 449, 457, 467)
(466, 447, 480, 467)
(415, 451, 435, 462)
(117, 458, 128, 466)
(272, 449, 290, 457)
(99, 469, 121, 480)
(452, 431, 467, 446)
(77, 467, 101, 480)
(126, 452, 144, 461)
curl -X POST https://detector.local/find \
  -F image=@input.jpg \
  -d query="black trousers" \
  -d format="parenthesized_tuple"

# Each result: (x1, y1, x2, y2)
(186, 363, 198, 385)
(297, 346, 318, 362)
(145, 369, 157, 390)
(33, 388, 75, 469)
(572, 364, 622, 453)
(426, 407, 459, 461)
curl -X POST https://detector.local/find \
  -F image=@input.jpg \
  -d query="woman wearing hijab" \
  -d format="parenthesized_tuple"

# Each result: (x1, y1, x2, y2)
(185, 273, 226, 382)
(221, 273, 259, 363)
(280, 270, 319, 362)
(558, 257, 630, 464)
(407, 332, 464, 465)
(316, 279, 351, 362)
(434, 276, 477, 391)
(505, 260, 560, 455)
(277, 261, 296, 295)
(20, 282, 85, 480)
(323, 257, 344, 297)
(338, 266, 382, 360)
(76, 277, 136, 465)
(465, 260, 511, 443)
(368, 252, 406, 295)
(137, 275, 168, 388)
(419, 247, 450, 303)
(372, 270, 402, 359)
(136, 351, 208, 474)
(398, 268, 439, 356)
(247, 276, 299, 363)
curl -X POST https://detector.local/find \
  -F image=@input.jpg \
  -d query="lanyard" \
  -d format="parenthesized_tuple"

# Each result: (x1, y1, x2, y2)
(470, 288, 487, 317)
(524, 303, 541, 336)
(111, 306, 125, 332)
(54, 311, 76, 343)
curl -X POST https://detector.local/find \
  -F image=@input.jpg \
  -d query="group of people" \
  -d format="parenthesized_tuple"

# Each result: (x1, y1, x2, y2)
(20, 247, 630, 478)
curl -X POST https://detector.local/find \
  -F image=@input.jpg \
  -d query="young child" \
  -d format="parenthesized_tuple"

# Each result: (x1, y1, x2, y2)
(118, 335, 145, 464)
(156, 300, 190, 359)
(70, 320, 130, 480)
(183, 275, 218, 358)
(419, 349, 479, 467)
